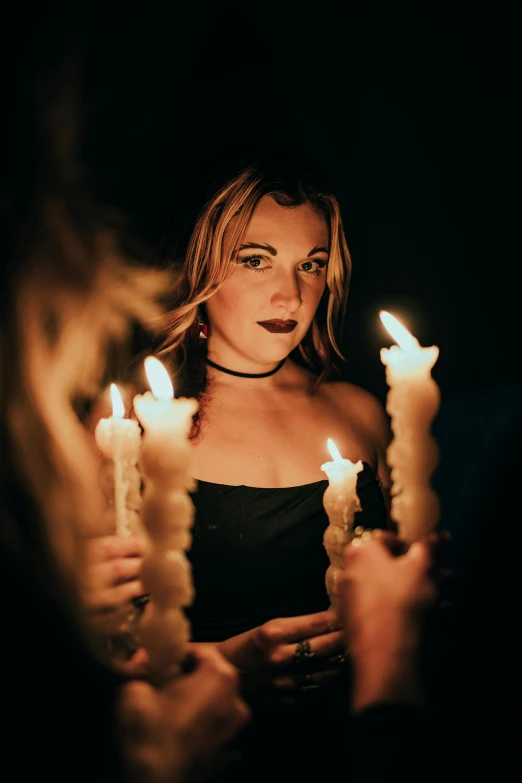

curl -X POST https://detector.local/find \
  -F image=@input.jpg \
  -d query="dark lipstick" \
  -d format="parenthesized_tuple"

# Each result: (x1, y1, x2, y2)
(257, 319, 298, 334)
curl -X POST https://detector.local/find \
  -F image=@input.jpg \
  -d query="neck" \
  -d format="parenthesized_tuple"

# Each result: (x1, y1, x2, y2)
(205, 354, 287, 379)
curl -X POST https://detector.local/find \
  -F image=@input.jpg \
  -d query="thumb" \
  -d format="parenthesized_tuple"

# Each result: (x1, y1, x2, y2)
(186, 642, 236, 677)
(407, 540, 432, 569)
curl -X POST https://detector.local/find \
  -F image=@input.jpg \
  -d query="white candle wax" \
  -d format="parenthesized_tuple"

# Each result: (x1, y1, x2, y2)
(94, 383, 142, 537)
(321, 438, 363, 608)
(133, 356, 198, 682)
(140, 489, 194, 550)
(380, 311, 440, 544)
(138, 604, 191, 682)
(133, 392, 197, 491)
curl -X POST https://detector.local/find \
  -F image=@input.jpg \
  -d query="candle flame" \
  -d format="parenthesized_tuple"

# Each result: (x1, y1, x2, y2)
(110, 383, 125, 418)
(144, 356, 174, 400)
(379, 311, 415, 351)
(327, 438, 343, 463)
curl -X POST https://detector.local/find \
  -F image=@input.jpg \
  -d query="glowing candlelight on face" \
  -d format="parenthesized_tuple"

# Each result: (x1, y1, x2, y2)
(379, 310, 440, 544)
(321, 439, 363, 609)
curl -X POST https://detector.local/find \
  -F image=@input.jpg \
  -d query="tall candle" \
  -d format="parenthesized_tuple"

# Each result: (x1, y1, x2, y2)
(94, 383, 142, 537)
(133, 356, 199, 683)
(321, 438, 363, 609)
(379, 310, 440, 544)
(93, 383, 143, 655)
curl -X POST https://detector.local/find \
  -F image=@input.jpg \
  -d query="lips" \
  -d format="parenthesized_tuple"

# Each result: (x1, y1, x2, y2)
(257, 320, 298, 334)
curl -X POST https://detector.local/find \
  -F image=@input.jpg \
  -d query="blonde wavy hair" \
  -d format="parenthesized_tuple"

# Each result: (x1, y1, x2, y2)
(158, 147, 352, 389)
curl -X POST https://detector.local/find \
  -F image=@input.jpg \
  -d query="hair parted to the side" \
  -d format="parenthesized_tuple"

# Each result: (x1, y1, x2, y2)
(157, 141, 352, 410)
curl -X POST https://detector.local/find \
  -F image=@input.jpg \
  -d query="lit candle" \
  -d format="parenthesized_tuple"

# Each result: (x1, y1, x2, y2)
(94, 383, 142, 537)
(133, 356, 199, 683)
(93, 383, 143, 656)
(379, 310, 440, 544)
(321, 438, 363, 609)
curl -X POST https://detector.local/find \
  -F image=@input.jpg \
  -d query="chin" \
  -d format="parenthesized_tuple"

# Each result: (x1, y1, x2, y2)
(256, 341, 297, 364)
(249, 350, 287, 366)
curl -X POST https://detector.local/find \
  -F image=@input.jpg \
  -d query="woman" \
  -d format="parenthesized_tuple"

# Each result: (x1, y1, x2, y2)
(155, 140, 393, 778)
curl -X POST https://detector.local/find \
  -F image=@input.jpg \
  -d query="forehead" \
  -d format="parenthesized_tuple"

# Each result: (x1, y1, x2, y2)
(236, 194, 329, 249)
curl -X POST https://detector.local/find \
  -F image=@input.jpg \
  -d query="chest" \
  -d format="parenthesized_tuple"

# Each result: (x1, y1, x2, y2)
(191, 391, 374, 486)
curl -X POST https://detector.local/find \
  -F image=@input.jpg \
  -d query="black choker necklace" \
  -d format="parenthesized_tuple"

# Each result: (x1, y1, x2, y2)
(205, 356, 286, 378)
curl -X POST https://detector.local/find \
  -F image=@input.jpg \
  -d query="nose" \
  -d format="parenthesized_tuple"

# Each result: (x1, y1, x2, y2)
(271, 269, 302, 313)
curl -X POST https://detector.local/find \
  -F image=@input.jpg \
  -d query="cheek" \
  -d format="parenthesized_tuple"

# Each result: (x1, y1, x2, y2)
(304, 278, 327, 312)
(206, 293, 226, 325)
(207, 278, 259, 324)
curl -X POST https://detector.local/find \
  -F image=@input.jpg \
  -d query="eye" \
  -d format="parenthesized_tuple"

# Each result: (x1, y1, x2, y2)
(238, 254, 271, 273)
(299, 259, 327, 277)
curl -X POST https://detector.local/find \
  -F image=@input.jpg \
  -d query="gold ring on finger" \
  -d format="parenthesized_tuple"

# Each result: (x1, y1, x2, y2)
(293, 639, 316, 665)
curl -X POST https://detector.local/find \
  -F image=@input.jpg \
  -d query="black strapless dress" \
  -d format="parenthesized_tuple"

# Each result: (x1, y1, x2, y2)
(187, 462, 387, 641)
(186, 463, 388, 782)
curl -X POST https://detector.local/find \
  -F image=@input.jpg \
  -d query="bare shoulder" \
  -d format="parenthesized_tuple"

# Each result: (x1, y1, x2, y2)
(321, 380, 392, 503)
(321, 380, 389, 434)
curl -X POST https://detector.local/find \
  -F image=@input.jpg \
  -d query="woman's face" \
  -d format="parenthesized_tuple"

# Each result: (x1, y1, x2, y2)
(205, 194, 329, 370)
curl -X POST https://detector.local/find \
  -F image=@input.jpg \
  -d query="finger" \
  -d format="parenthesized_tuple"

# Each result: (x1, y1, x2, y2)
(273, 666, 343, 690)
(345, 535, 377, 568)
(85, 535, 145, 563)
(271, 629, 345, 668)
(253, 610, 340, 650)
(85, 557, 143, 592)
(111, 579, 146, 607)
(169, 648, 246, 736)
(183, 642, 240, 681)
(113, 647, 150, 679)
(86, 577, 146, 611)
(110, 556, 143, 585)
(368, 528, 399, 546)
(357, 530, 409, 557)
(407, 540, 435, 570)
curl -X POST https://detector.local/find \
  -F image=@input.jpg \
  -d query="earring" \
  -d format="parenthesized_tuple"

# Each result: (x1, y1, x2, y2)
(190, 307, 208, 340)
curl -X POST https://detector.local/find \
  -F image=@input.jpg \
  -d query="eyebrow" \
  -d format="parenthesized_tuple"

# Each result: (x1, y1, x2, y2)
(237, 243, 329, 257)
(238, 242, 277, 255)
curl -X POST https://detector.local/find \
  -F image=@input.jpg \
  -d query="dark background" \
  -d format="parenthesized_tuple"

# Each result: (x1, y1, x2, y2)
(11, 1, 522, 406)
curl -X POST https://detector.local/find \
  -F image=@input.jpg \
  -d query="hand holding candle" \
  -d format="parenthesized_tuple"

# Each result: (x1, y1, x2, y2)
(133, 356, 199, 684)
(321, 438, 363, 609)
(379, 311, 440, 544)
